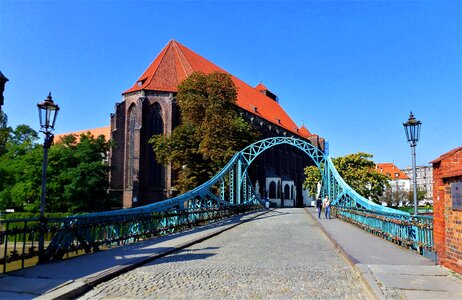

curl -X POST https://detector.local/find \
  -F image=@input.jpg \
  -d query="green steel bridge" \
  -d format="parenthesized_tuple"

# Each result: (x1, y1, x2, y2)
(0, 137, 435, 272)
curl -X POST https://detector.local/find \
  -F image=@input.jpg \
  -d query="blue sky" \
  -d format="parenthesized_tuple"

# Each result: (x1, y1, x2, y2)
(1, 0, 460, 168)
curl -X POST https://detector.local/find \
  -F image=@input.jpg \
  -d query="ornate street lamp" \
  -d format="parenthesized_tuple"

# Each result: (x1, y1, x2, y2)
(403, 112, 421, 215)
(37, 92, 59, 262)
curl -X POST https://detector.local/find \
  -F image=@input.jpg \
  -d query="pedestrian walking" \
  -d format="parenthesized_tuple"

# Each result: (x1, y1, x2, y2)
(323, 196, 331, 219)
(316, 198, 323, 218)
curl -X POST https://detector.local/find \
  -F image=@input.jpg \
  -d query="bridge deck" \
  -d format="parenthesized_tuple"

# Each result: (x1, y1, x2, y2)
(80, 208, 369, 299)
(1, 208, 461, 299)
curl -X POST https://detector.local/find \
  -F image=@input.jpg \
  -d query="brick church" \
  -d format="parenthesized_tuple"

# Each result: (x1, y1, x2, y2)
(108, 40, 324, 208)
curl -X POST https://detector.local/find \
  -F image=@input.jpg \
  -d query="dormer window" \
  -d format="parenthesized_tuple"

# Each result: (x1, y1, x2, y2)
(395, 173, 399, 178)
(137, 77, 147, 87)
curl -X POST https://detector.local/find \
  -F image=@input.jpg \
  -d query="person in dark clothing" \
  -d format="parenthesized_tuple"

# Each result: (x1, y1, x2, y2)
(316, 198, 323, 219)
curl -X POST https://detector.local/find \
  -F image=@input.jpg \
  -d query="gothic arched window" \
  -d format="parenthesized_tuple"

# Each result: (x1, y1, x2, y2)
(149, 103, 164, 187)
(151, 103, 163, 135)
(127, 105, 137, 187)
(284, 184, 290, 199)
(269, 181, 276, 198)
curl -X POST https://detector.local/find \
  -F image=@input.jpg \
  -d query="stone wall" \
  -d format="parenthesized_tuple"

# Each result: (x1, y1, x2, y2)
(432, 146, 462, 274)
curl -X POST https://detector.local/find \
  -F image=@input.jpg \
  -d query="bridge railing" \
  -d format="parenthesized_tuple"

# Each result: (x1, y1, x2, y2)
(0, 205, 261, 273)
(332, 206, 436, 261)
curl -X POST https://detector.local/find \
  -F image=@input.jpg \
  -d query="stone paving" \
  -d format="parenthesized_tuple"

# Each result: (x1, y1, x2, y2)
(79, 209, 370, 299)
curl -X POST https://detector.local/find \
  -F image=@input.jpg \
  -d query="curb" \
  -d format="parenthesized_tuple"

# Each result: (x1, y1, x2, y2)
(37, 209, 271, 300)
(304, 207, 383, 300)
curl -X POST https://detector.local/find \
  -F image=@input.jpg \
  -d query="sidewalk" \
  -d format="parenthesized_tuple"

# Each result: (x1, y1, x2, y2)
(306, 207, 462, 300)
(0, 210, 269, 300)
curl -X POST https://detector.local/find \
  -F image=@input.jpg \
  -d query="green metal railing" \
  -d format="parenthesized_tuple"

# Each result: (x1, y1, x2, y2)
(0, 205, 261, 273)
(332, 206, 436, 261)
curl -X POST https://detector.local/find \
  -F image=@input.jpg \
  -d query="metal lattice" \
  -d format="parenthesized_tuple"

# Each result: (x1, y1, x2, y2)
(88, 137, 408, 217)
(35, 136, 415, 262)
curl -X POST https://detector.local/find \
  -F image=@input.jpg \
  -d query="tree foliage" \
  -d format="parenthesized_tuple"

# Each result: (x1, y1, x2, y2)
(150, 72, 259, 193)
(0, 126, 116, 213)
(380, 184, 427, 207)
(406, 186, 427, 205)
(379, 184, 407, 207)
(0, 111, 11, 156)
(303, 165, 322, 197)
(303, 152, 390, 203)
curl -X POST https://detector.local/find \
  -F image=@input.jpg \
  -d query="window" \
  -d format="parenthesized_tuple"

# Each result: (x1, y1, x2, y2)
(150, 103, 164, 187)
(284, 184, 290, 199)
(127, 105, 137, 188)
(269, 181, 276, 198)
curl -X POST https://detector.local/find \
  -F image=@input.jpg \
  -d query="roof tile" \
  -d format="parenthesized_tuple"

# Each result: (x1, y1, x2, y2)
(123, 40, 315, 138)
(54, 126, 111, 143)
(375, 163, 410, 180)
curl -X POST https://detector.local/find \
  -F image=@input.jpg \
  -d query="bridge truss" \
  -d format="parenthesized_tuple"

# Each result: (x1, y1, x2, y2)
(90, 136, 407, 217)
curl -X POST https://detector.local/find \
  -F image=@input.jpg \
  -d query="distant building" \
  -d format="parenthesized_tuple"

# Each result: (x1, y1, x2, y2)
(431, 146, 462, 274)
(0, 71, 8, 111)
(375, 163, 411, 191)
(402, 165, 433, 202)
(54, 126, 111, 143)
(374, 163, 410, 206)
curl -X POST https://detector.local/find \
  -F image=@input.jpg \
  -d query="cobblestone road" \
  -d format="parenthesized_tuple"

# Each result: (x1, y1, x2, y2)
(80, 208, 370, 299)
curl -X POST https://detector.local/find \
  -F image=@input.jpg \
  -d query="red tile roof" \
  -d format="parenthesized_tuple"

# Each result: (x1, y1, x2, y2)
(255, 82, 269, 92)
(375, 163, 410, 180)
(54, 126, 111, 143)
(124, 40, 315, 138)
(298, 125, 312, 138)
(430, 146, 462, 164)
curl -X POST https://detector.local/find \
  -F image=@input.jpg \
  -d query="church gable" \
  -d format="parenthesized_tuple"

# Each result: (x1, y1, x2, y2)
(123, 39, 316, 139)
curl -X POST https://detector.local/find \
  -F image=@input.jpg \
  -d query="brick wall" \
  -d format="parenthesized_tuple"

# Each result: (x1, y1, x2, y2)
(432, 147, 462, 274)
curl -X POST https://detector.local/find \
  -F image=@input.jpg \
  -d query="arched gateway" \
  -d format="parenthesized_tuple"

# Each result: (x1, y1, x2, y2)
(97, 137, 406, 217)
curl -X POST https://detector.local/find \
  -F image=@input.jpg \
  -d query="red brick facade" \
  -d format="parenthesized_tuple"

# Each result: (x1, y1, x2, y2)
(431, 146, 462, 274)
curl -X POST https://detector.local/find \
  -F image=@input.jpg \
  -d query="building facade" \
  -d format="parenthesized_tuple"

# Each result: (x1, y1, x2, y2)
(375, 163, 410, 206)
(431, 146, 462, 274)
(402, 165, 433, 203)
(108, 40, 324, 208)
(0, 71, 8, 112)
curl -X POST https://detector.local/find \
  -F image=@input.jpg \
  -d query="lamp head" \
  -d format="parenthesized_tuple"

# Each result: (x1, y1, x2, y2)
(403, 111, 421, 146)
(37, 92, 60, 134)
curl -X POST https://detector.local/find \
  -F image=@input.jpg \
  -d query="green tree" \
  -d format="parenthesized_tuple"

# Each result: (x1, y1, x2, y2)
(46, 132, 114, 212)
(303, 165, 322, 197)
(150, 72, 259, 193)
(0, 129, 115, 213)
(380, 184, 406, 207)
(0, 125, 42, 211)
(303, 152, 389, 203)
(0, 111, 11, 156)
(405, 186, 427, 206)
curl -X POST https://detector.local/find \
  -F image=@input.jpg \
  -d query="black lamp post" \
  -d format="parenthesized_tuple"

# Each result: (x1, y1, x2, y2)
(37, 92, 59, 262)
(403, 112, 421, 215)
